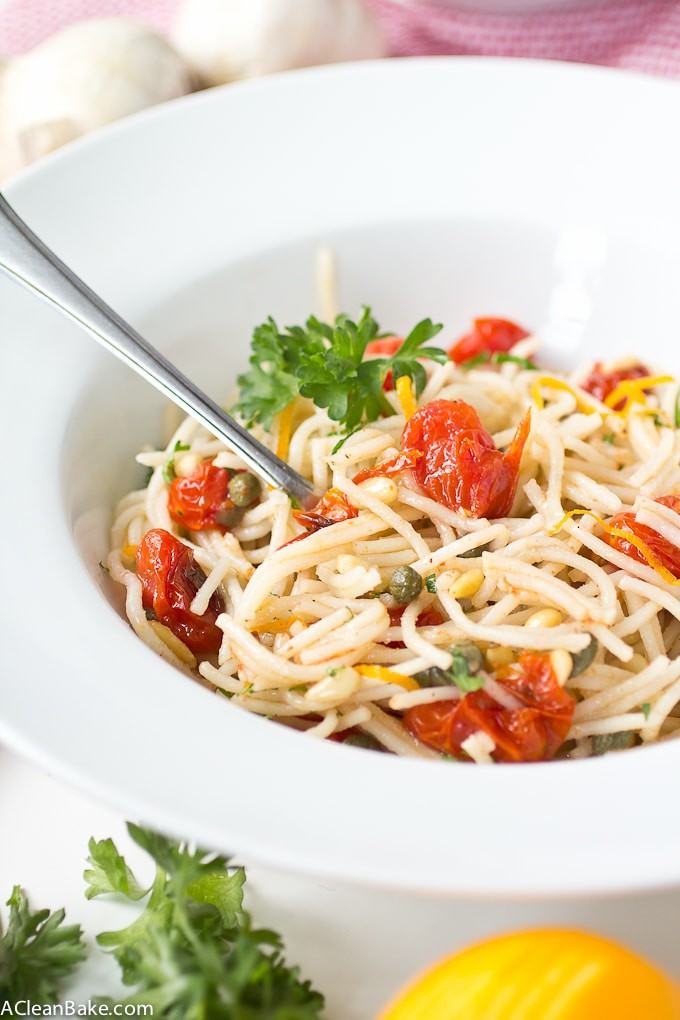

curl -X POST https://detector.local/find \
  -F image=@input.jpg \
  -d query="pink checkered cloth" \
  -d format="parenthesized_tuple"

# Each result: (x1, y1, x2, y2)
(1, 0, 680, 78)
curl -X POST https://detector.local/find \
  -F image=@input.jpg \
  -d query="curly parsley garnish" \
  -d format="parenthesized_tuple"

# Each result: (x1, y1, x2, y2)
(86, 824, 325, 1017)
(0, 886, 86, 1003)
(0, 826, 324, 1017)
(235, 308, 447, 433)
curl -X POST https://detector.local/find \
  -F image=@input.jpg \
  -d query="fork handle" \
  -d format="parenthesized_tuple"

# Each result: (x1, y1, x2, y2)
(0, 193, 320, 508)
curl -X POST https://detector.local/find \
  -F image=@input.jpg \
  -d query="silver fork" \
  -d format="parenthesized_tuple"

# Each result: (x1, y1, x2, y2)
(0, 192, 321, 509)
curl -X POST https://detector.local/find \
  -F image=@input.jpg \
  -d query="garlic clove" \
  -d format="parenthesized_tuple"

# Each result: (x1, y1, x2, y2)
(0, 18, 195, 177)
(172, 0, 387, 88)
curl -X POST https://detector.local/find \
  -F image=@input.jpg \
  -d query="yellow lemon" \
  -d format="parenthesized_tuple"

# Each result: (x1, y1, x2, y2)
(377, 928, 680, 1020)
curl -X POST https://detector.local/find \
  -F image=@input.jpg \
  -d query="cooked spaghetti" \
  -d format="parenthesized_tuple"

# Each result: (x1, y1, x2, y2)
(107, 309, 680, 763)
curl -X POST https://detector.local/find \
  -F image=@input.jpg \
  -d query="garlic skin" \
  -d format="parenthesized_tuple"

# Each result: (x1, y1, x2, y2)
(0, 19, 195, 182)
(172, 0, 387, 87)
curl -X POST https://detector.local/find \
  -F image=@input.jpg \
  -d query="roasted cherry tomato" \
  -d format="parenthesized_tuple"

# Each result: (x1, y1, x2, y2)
(136, 528, 224, 653)
(293, 487, 359, 533)
(365, 336, 405, 358)
(365, 335, 405, 391)
(402, 399, 531, 518)
(168, 458, 242, 532)
(580, 361, 650, 408)
(352, 450, 422, 485)
(385, 607, 443, 649)
(405, 653, 575, 762)
(448, 318, 529, 365)
(604, 495, 680, 579)
(286, 488, 359, 546)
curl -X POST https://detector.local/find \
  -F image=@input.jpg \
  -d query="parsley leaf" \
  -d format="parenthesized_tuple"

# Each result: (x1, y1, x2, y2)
(602, 433, 616, 445)
(162, 440, 191, 485)
(235, 308, 448, 433)
(641, 702, 651, 720)
(449, 648, 486, 693)
(460, 352, 491, 370)
(425, 573, 438, 593)
(88, 824, 325, 1018)
(675, 390, 680, 428)
(0, 886, 86, 1003)
(491, 352, 538, 370)
(298, 310, 447, 431)
(461, 351, 536, 371)
(84, 837, 149, 901)
(234, 317, 326, 430)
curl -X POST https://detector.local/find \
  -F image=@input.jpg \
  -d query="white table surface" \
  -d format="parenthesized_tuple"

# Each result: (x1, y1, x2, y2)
(1, 743, 680, 1018)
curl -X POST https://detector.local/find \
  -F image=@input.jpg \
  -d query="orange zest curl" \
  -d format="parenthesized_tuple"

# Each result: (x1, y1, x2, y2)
(550, 508, 680, 586)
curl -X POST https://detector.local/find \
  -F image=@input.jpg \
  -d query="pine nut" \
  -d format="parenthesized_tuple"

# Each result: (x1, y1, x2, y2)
(305, 667, 360, 707)
(526, 608, 563, 629)
(550, 650, 573, 687)
(486, 647, 515, 667)
(336, 554, 363, 574)
(450, 569, 484, 599)
(357, 476, 399, 505)
(174, 453, 201, 477)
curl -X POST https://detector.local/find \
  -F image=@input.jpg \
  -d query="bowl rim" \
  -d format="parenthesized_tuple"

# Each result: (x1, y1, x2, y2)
(3, 56, 680, 897)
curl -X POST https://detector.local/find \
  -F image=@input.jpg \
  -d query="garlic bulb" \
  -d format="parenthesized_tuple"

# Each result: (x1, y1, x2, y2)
(0, 19, 195, 182)
(172, 0, 387, 87)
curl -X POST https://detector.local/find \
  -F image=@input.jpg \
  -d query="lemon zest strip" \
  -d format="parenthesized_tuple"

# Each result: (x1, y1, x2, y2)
(355, 664, 420, 691)
(249, 615, 305, 634)
(604, 375, 674, 412)
(275, 401, 295, 461)
(395, 375, 418, 420)
(550, 508, 680, 586)
(530, 377, 596, 414)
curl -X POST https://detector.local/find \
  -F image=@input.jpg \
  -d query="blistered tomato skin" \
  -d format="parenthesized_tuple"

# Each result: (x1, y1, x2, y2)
(605, 495, 680, 578)
(293, 487, 359, 532)
(405, 653, 575, 763)
(385, 607, 443, 649)
(168, 458, 239, 532)
(364, 336, 405, 358)
(448, 318, 529, 364)
(402, 399, 531, 518)
(136, 528, 224, 654)
(352, 450, 421, 485)
(581, 361, 650, 407)
(364, 335, 405, 391)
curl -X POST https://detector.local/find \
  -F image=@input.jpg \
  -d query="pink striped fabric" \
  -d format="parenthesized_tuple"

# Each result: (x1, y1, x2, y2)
(1, 0, 680, 78)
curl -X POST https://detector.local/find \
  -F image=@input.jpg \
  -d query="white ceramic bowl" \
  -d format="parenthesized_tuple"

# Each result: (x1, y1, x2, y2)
(2, 58, 680, 898)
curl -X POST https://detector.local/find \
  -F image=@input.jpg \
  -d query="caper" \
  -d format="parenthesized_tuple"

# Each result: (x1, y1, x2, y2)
(452, 641, 484, 674)
(388, 565, 423, 604)
(569, 636, 599, 678)
(459, 541, 491, 560)
(413, 666, 454, 688)
(214, 506, 245, 529)
(228, 471, 261, 508)
(414, 642, 485, 691)
(343, 732, 385, 752)
(591, 730, 636, 756)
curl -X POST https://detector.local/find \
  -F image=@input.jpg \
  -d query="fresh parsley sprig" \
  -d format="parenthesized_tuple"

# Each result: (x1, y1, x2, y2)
(0, 886, 86, 1003)
(235, 308, 448, 433)
(86, 824, 325, 1018)
(461, 351, 537, 371)
(0, 826, 324, 1017)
